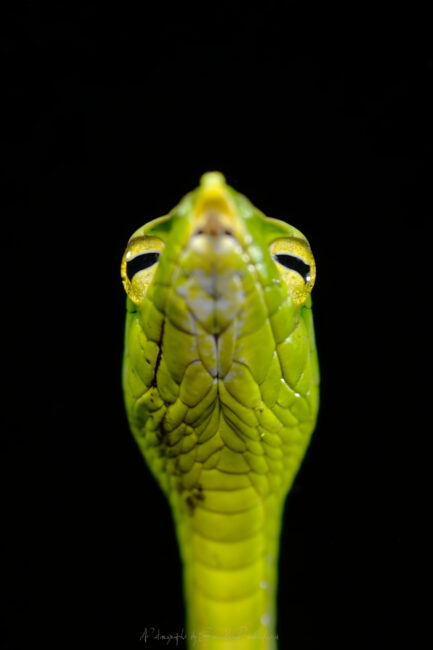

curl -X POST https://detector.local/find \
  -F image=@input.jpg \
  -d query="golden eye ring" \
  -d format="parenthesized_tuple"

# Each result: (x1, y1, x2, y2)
(121, 236, 164, 305)
(270, 237, 316, 306)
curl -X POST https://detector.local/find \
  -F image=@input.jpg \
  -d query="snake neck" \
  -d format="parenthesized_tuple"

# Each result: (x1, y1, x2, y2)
(170, 473, 284, 650)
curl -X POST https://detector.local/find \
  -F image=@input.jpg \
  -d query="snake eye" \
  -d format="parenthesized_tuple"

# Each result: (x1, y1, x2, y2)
(121, 236, 164, 305)
(126, 252, 160, 281)
(273, 254, 311, 283)
(270, 237, 316, 306)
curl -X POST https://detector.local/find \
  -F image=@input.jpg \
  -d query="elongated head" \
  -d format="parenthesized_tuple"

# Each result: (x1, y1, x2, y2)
(121, 172, 319, 492)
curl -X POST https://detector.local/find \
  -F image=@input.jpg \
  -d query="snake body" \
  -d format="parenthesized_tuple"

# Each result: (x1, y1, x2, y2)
(121, 173, 319, 649)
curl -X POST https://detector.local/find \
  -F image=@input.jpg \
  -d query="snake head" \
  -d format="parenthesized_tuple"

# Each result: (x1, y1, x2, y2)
(121, 172, 319, 478)
(121, 172, 316, 315)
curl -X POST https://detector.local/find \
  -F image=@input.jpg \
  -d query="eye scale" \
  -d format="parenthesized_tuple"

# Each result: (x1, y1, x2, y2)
(274, 253, 311, 283)
(121, 172, 319, 650)
(126, 251, 160, 281)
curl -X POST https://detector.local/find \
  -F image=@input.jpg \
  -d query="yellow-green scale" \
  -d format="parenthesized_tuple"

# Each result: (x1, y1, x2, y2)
(172, 469, 284, 650)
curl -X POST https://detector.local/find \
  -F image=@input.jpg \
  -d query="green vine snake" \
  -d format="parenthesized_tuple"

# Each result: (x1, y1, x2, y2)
(121, 172, 319, 649)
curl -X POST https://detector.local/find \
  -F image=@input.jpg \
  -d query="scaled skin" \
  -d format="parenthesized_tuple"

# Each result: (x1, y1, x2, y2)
(121, 173, 319, 650)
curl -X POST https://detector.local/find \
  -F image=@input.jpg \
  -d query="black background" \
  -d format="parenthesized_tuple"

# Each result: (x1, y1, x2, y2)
(2, 5, 431, 649)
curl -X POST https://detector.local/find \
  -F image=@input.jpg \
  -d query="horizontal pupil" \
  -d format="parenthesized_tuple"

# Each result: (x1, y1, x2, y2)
(274, 253, 310, 282)
(126, 252, 160, 280)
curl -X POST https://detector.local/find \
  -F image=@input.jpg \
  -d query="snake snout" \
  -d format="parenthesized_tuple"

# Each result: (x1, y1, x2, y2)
(193, 210, 234, 238)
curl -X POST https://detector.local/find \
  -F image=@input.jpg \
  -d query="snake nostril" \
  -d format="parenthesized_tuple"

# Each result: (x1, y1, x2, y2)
(194, 227, 233, 237)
